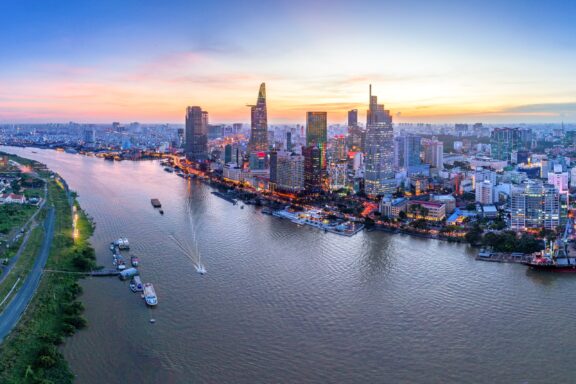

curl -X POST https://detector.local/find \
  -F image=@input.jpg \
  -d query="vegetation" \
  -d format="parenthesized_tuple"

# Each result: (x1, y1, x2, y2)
(482, 231, 544, 254)
(0, 179, 96, 383)
(0, 205, 36, 235)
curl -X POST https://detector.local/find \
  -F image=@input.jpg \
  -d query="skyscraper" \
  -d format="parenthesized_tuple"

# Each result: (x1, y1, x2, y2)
(394, 134, 422, 170)
(303, 145, 322, 192)
(511, 181, 565, 230)
(306, 112, 327, 170)
(491, 127, 521, 161)
(348, 109, 358, 127)
(185, 106, 208, 162)
(363, 85, 395, 195)
(248, 83, 269, 153)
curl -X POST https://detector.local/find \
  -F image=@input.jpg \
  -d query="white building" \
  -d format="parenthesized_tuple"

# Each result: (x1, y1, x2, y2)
(476, 180, 494, 205)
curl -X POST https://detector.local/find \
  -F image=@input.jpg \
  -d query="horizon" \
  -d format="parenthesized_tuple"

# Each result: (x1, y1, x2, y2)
(1, 0, 576, 124)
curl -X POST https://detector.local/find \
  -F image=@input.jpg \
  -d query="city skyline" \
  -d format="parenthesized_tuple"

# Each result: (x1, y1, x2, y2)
(2, 0, 576, 124)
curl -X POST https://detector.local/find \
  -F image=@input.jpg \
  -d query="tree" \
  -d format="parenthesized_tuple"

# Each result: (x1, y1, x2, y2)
(465, 224, 483, 245)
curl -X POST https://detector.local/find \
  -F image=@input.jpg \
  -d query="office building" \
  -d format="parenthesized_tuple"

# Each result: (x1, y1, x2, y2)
(364, 85, 395, 195)
(185, 106, 208, 162)
(303, 145, 322, 192)
(306, 111, 328, 170)
(248, 83, 268, 152)
(491, 127, 521, 161)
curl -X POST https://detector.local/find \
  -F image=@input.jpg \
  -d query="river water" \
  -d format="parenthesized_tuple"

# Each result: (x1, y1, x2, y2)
(2, 146, 575, 384)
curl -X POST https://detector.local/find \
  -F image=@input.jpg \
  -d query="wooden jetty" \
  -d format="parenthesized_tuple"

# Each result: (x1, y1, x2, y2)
(476, 252, 532, 264)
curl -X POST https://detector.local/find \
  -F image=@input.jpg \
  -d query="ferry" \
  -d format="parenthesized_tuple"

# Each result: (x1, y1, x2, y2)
(131, 256, 140, 267)
(143, 283, 158, 306)
(130, 276, 143, 292)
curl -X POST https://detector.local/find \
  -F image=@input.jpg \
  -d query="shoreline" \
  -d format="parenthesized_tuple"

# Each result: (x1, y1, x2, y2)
(0, 152, 97, 383)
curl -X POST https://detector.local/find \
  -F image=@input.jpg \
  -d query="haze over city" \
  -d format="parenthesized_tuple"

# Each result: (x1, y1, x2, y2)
(2, 0, 576, 124)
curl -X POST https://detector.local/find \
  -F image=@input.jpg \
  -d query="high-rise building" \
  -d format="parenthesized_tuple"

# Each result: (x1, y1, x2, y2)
(303, 145, 322, 192)
(422, 138, 444, 169)
(248, 83, 268, 152)
(306, 112, 327, 170)
(83, 126, 96, 145)
(475, 180, 494, 204)
(491, 127, 521, 161)
(511, 181, 565, 231)
(348, 109, 358, 127)
(224, 144, 233, 164)
(286, 132, 292, 151)
(185, 106, 208, 162)
(364, 85, 395, 195)
(547, 165, 569, 194)
(394, 134, 422, 170)
(271, 150, 305, 193)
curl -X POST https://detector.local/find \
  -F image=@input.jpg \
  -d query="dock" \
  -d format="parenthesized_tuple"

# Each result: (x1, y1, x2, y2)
(43, 268, 120, 276)
(151, 198, 161, 208)
(476, 252, 531, 264)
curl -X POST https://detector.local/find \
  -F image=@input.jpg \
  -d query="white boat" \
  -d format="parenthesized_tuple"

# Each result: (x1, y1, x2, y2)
(143, 283, 158, 306)
(115, 237, 130, 250)
(195, 263, 206, 275)
(130, 276, 143, 292)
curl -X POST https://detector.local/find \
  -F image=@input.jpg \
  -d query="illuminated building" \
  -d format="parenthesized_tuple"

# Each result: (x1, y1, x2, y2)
(547, 165, 569, 194)
(271, 151, 305, 193)
(327, 162, 347, 191)
(510, 181, 566, 231)
(248, 83, 268, 153)
(330, 135, 347, 163)
(306, 111, 327, 170)
(185, 106, 208, 162)
(303, 145, 322, 192)
(249, 151, 267, 171)
(380, 196, 407, 218)
(406, 200, 446, 221)
(364, 85, 395, 195)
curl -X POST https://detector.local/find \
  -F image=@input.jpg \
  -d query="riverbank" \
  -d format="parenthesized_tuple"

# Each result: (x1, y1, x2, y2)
(0, 172, 96, 383)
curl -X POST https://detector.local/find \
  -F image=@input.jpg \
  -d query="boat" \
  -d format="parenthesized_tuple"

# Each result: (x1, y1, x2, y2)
(130, 276, 143, 292)
(131, 256, 140, 267)
(164, 167, 174, 173)
(524, 229, 576, 272)
(143, 283, 158, 306)
(119, 267, 139, 280)
(115, 237, 130, 250)
(117, 260, 126, 271)
(151, 198, 162, 208)
(159, 209, 164, 215)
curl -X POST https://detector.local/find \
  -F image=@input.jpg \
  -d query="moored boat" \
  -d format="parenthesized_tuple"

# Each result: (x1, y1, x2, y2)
(130, 276, 143, 292)
(131, 256, 140, 267)
(143, 283, 158, 306)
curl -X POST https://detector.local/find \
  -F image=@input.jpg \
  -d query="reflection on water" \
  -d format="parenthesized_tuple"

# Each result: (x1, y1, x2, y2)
(2, 146, 576, 384)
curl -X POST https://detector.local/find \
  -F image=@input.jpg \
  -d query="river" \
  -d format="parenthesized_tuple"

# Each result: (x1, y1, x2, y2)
(2, 146, 575, 384)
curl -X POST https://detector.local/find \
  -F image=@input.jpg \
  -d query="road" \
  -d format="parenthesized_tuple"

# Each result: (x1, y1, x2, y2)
(0, 206, 55, 343)
(0, 183, 47, 284)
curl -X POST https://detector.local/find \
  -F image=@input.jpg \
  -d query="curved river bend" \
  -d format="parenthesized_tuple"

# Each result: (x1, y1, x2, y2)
(3, 146, 575, 384)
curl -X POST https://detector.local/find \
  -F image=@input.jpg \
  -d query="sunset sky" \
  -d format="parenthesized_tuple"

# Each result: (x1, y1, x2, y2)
(1, 0, 576, 124)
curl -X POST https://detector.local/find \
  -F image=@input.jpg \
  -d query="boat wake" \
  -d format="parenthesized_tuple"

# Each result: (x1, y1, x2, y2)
(169, 234, 207, 275)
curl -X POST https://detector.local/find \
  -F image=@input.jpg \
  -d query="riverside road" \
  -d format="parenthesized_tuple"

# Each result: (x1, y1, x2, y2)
(0, 207, 55, 342)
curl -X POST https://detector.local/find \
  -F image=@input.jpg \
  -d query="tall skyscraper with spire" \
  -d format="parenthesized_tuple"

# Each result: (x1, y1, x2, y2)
(248, 83, 269, 153)
(364, 85, 395, 195)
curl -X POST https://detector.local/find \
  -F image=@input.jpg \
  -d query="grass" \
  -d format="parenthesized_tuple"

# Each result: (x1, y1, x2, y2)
(0, 205, 37, 235)
(0, 177, 97, 383)
(0, 226, 44, 313)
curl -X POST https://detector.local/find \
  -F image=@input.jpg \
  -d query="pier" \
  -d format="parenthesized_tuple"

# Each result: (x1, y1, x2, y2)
(43, 268, 120, 276)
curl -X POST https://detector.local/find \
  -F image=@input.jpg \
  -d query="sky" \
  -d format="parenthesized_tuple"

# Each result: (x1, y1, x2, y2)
(1, 0, 576, 125)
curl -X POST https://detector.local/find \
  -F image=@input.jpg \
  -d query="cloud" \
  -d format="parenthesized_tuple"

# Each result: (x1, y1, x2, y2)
(500, 102, 576, 114)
